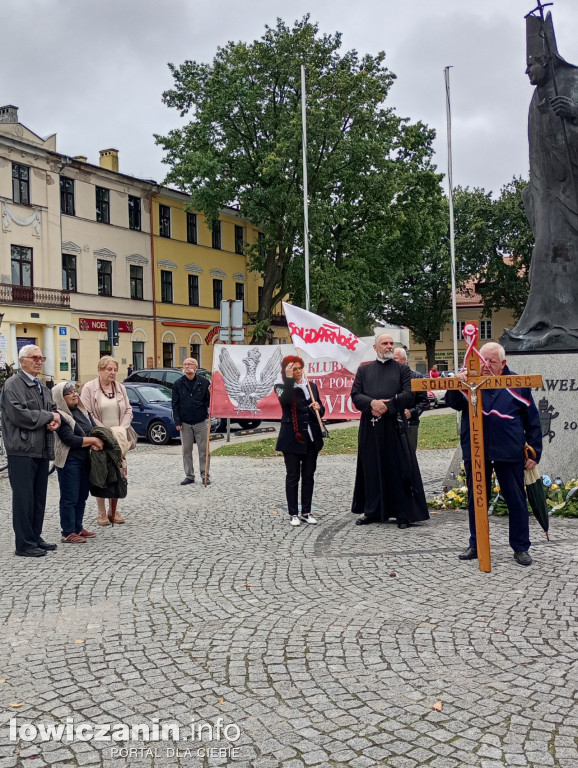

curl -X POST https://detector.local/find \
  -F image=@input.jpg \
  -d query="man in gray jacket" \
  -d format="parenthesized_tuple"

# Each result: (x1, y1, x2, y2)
(1, 345, 60, 557)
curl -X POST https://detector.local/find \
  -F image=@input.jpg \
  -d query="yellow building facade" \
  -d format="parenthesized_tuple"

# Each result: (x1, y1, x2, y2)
(0, 105, 282, 385)
(0, 105, 71, 378)
(152, 189, 282, 372)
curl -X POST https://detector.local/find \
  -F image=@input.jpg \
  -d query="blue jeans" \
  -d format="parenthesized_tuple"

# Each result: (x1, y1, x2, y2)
(57, 457, 91, 536)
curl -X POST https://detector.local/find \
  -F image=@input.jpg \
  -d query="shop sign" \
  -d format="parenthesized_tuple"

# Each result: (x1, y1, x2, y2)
(205, 326, 220, 345)
(79, 318, 133, 333)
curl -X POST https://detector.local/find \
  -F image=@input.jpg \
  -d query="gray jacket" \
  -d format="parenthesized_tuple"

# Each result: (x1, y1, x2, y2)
(1, 370, 57, 459)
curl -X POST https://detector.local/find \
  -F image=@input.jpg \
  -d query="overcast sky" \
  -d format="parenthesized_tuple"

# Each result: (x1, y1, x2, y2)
(2, 0, 577, 195)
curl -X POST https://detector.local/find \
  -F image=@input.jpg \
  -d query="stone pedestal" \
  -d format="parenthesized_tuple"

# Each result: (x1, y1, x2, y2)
(507, 350, 578, 481)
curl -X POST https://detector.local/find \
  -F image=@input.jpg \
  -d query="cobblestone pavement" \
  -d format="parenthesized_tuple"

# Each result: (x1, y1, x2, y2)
(0, 443, 576, 768)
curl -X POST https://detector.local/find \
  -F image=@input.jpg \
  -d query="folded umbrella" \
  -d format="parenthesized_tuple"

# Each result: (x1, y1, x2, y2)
(524, 445, 549, 540)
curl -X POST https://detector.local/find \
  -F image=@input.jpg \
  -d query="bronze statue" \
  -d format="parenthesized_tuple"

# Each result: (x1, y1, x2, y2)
(502, 7, 578, 351)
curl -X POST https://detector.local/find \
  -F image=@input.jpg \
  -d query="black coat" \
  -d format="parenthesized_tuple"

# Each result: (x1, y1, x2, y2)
(172, 374, 210, 426)
(275, 379, 325, 455)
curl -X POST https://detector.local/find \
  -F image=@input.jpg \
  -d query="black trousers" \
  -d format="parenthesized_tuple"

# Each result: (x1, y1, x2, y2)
(283, 438, 319, 516)
(8, 456, 50, 552)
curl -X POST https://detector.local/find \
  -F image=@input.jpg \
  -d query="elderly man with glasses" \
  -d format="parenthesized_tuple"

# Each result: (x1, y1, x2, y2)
(0, 344, 60, 557)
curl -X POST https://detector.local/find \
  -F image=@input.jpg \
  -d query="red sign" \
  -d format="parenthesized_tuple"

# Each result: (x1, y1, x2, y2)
(205, 326, 220, 345)
(79, 318, 133, 333)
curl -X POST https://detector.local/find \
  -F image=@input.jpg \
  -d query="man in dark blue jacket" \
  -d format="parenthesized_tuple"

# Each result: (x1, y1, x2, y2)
(172, 358, 211, 486)
(446, 343, 542, 566)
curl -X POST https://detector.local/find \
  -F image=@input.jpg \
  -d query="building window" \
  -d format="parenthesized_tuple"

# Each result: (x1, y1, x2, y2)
(188, 274, 199, 306)
(130, 265, 143, 300)
(162, 342, 174, 367)
(159, 204, 171, 238)
(258, 286, 263, 310)
(480, 320, 493, 340)
(212, 221, 221, 250)
(60, 177, 75, 215)
(213, 279, 223, 309)
(97, 259, 112, 296)
(190, 343, 201, 364)
(234, 225, 244, 254)
(235, 282, 245, 308)
(96, 187, 110, 223)
(161, 270, 173, 303)
(100, 339, 112, 357)
(128, 196, 141, 230)
(258, 231, 266, 257)
(457, 321, 467, 339)
(187, 212, 197, 244)
(11, 245, 33, 287)
(62, 253, 77, 292)
(436, 329, 443, 342)
(132, 341, 144, 370)
(12, 164, 30, 205)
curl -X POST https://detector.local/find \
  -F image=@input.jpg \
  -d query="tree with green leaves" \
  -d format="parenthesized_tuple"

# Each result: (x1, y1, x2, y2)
(155, 16, 440, 340)
(378, 180, 533, 368)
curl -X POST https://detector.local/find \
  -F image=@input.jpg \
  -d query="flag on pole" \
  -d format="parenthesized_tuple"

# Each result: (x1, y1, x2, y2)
(282, 302, 368, 373)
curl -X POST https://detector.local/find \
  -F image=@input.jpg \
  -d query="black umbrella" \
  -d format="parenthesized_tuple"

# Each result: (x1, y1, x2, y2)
(524, 445, 549, 540)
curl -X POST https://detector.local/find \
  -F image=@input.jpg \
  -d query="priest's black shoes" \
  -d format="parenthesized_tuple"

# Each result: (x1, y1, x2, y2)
(397, 521, 410, 530)
(514, 550, 532, 566)
(37, 539, 57, 551)
(458, 546, 478, 560)
(355, 516, 373, 525)
(15, 547, 46, 558)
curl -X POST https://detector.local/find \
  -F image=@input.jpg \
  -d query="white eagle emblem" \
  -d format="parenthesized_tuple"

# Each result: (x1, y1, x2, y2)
(218, 346, 283, 414)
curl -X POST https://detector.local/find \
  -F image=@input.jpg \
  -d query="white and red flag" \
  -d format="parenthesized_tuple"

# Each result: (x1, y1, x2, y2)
(282, 302, 368, 374)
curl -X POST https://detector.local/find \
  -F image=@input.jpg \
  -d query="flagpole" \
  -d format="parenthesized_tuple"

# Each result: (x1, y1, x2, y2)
(301, 64, 311, 311)
(445, 66, 459, 376)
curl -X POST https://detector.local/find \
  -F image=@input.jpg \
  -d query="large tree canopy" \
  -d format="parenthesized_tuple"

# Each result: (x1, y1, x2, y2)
(155, 16, 441, 339)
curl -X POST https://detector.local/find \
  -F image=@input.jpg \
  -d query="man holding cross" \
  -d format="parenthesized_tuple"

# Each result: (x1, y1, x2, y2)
(446, 342, 542, 566)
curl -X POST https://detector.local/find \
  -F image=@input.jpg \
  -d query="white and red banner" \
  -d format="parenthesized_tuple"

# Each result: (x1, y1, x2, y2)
(282, 302, 368, 374)
(210, 344, 374, 421)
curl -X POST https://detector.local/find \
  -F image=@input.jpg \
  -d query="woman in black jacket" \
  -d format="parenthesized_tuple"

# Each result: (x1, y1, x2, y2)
(53, 382, 104, 543)
(275, 356, 325, 527)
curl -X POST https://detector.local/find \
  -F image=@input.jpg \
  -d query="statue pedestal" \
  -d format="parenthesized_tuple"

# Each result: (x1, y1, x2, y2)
(507, 350, 578, 481)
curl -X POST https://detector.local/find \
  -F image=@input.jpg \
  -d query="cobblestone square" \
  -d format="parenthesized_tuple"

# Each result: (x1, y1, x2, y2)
(0, 443, 576, 767)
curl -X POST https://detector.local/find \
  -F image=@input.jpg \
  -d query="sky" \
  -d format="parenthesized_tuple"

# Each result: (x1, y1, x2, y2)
(2, 0, 577, 195)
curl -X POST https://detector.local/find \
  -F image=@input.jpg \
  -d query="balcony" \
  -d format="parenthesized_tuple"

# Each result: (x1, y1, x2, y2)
(247, 311, 287, 327)
(0, 284, 70, 308)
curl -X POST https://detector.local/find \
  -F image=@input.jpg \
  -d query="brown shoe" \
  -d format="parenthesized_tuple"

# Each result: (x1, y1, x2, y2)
(112, 513, 125, 524)
(61, 533, 86, 543)
(97, 515, 111, 527)
(79, 528, 96, 538)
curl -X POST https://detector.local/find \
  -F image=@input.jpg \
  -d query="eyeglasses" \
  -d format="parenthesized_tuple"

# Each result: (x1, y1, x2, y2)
(25, 356, 46, 362)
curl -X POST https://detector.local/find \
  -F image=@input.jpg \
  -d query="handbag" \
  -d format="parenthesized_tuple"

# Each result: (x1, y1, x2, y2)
(126, 425, 138, 451)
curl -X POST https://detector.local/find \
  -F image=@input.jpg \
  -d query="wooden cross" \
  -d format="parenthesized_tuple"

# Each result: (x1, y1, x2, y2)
(411, 322, 543, 573)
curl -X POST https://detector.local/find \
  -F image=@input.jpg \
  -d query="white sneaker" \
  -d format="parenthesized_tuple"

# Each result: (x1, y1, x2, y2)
(300, 515, 317, 525)
(290, 516, 301, 527)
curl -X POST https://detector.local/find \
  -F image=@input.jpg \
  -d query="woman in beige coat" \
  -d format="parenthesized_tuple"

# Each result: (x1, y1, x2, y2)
(80, 356, 133, 526)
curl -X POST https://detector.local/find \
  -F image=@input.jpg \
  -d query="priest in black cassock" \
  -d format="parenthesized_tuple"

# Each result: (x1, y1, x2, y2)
(351, 334, 430, 529)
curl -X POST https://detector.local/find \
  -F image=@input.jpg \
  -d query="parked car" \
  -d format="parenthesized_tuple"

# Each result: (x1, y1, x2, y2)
(425, 390, 437, 410)
(124, 382, 218, 445)
(125, 367, 262, 431)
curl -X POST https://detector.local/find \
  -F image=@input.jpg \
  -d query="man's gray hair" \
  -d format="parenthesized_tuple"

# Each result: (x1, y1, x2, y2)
(18, 344, 42, 361)
(394, 347, 407, 362)
(374, 333, 393, 344)
(480, 342, 506, 362)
